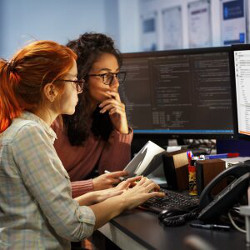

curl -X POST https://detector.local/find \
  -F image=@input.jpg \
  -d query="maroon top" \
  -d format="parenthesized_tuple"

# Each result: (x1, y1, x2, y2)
(52, 120, 133, 198)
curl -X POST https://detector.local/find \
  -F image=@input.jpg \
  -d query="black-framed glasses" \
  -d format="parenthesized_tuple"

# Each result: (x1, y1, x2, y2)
(87, 71, 126, 85)
(56, 78, 85, 93)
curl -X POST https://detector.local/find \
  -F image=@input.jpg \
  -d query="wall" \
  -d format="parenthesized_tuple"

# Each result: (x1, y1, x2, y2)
(0, 0, 143, 57)
(0, 0, 107, 58)
(137, 0, 248, 50)
(105, 0, 120, 47)
(118, 0, 141, 52)
(0, 0, 3, 54)
(1, 0, 249, 56)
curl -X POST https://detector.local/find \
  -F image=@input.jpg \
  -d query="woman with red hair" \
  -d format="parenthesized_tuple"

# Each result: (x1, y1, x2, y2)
(0, 40, 164, 249)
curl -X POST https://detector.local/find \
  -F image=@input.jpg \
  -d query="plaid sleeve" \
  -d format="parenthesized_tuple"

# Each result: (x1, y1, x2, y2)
(11, 123, 95, 241)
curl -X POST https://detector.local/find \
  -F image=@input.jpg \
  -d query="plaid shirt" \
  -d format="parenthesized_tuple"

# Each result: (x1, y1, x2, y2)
(0, 112, 95, 250)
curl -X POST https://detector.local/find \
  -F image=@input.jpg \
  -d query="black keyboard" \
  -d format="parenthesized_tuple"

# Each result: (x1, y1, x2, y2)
(140, 189, 199, 213)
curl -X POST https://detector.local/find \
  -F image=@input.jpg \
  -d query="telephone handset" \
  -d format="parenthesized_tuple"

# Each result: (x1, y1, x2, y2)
(198, 162, 250, 222)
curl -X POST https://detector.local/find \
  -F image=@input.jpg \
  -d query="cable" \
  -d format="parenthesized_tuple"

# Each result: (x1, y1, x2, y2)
(228, 211, 246, 233)
(161, 209, 199, 227)
(162, 215, 186, 226)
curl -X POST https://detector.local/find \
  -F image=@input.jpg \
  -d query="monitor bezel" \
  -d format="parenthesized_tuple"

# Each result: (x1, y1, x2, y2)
(229, 44, 250, 141)
(121, 46, 236, 140)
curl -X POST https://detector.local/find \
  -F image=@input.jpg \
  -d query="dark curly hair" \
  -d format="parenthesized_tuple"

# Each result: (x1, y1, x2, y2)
(63, 33, 122, 146)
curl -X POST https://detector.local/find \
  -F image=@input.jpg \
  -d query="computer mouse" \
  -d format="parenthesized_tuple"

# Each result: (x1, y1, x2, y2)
(158, 208, 187, 220)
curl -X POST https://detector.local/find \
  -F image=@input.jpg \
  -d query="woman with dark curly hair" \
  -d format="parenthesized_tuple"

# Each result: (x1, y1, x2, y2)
(52, 33, 133, 198)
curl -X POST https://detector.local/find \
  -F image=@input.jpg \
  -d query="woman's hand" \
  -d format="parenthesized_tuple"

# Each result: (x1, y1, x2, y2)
(77, 176, 143, 206)
(114, 176, 142, 191)
(75, 188, 123, 206)
(93, 170, 128, 191)
(99, 91, 129, 134)
(120, 177, 165, 210)
(89, 177, 165, 229)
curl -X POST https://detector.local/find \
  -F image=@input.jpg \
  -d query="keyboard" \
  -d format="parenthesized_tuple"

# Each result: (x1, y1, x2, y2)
(140, 189, 199, 213)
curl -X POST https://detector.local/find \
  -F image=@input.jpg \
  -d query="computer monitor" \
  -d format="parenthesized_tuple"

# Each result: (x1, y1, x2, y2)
(230, 44, 250, 140)
(120, 47, 235, 140)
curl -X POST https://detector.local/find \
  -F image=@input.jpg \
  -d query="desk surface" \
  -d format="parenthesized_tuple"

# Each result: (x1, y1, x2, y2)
(99, 209, 248, 250)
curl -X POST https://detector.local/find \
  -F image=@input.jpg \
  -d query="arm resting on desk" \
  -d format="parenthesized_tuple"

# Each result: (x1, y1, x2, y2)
(89, 177, 164, 229)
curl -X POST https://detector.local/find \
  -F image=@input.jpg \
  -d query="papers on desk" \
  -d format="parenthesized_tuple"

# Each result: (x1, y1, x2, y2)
(124, 141, 165, 177)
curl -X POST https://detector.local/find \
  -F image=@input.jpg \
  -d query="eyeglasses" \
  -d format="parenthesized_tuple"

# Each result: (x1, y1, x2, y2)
(87, 72, 126, 85)
(56, 78, 85, 93)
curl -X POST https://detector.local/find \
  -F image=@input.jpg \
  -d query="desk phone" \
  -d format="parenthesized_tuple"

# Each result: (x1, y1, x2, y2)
(198, 162, 250, 222)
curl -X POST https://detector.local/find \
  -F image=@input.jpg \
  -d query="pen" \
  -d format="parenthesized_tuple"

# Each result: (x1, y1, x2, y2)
(104, 170, 125, 181)
(201, 153, 239, 160)
(190, 223, 230, 231)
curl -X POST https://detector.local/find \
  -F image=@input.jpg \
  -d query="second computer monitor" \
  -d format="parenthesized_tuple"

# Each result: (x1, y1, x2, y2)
(230, 44, 250, 140)
(120, 47, 235, 139)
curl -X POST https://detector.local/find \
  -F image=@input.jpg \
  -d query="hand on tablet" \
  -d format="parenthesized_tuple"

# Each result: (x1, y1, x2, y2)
(93, 170, 128, 190)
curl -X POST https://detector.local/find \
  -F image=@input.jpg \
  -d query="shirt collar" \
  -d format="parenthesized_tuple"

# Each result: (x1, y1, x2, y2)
(21, 111, 58, 143)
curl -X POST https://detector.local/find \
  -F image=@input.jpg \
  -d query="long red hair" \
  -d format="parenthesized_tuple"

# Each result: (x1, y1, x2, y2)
(0, 40, 77, 132)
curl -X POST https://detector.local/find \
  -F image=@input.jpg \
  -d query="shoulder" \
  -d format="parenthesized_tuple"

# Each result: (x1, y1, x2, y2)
(3, 119, 45, 145)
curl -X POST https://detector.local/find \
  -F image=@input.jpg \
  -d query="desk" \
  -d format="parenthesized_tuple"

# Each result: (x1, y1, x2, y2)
(98, 209, 248, 250)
